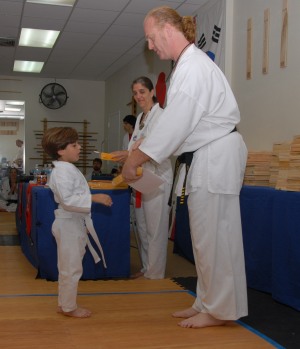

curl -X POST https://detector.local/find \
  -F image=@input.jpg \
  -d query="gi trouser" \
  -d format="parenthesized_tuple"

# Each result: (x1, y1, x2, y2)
(187, 142, 248, 320)
(133, 180, 171, 279)
(52, 216, 87, 312)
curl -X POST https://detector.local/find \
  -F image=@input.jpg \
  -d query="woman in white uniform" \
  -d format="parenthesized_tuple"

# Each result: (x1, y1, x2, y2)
(112, 76, 173, 279)
(130, 76, 173, 279)
(122, 7, 248, 328)
(42, 127, 112, 318)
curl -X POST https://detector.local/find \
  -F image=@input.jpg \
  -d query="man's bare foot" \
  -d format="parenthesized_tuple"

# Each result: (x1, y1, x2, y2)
(178, 312, 228, 328)
(130, 271, 144, 279)
(57, 306, 62, 313)
(60, 307, 92, 318)
(172, 307, 199, 318)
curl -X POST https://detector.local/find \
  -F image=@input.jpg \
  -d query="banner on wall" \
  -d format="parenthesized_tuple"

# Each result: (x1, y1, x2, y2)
(195, 0, 225, 72)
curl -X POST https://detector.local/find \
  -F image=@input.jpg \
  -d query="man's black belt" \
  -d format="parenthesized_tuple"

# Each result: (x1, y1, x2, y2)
(168, 150, 195, 206)
(168, 126, 237, 206)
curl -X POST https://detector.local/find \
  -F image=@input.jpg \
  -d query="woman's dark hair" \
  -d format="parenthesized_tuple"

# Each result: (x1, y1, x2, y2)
(131, 76, 158, 103)
(42, 127, 79, 160)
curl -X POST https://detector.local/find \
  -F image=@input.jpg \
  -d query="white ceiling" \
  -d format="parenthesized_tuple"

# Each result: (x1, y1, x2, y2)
(0, 0, 209, 82)
(0, 0, 209, 118)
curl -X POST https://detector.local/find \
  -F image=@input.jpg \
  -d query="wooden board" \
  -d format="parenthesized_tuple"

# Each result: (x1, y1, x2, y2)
(262, 8, 270, 74)
(280, 0, 288, 68)
(247, 18, 253, 80)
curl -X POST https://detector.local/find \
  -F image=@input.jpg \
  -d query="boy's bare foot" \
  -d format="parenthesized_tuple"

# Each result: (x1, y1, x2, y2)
(172, 307, 199, 318)
(130, 271, 144, 279)
(178, 312, 228, 328)
(58, 307, 92, 318)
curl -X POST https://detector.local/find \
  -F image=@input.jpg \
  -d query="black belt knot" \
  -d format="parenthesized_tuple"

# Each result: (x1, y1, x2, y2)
(177, 151, 195, 167)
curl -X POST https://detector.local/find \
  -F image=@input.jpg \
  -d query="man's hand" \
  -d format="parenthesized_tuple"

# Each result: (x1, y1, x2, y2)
(122, 149, 150, 183)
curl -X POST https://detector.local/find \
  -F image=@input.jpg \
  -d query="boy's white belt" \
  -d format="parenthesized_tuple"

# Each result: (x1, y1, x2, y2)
(84, 215, 107, 268)
(54, 208, 107, 268)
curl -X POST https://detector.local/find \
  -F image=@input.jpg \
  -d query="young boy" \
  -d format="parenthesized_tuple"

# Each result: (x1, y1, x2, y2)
(42, 127, 112, 318)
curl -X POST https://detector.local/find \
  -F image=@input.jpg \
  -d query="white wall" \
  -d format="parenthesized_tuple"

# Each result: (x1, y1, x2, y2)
(0, 76, 105, 173)
(232, 0, 300, 151)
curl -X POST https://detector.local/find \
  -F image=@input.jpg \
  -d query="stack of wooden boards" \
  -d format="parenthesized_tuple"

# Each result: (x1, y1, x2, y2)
(244, 135, 300, 191)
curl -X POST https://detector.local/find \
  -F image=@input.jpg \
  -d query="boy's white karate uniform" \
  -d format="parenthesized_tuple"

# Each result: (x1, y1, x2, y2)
(49, 161, 106, 312)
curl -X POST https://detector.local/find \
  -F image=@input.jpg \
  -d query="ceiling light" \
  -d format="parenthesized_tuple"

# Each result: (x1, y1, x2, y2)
(0, 101, 5, 112)
(6, 101, 24, 106)
(0, 115, 24, 120)
(14, 60, 44, 73)
(19, 28, 60, 48)
(26, 0, 76, 6)
(5, 107, 21, 112)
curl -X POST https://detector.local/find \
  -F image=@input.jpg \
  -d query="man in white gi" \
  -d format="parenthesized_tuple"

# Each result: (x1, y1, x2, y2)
(121, 6, 248, 329)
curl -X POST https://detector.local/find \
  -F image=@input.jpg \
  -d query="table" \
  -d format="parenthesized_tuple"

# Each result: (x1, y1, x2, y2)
(16, 183, 131, 281)
(173, 186, 300, 311)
